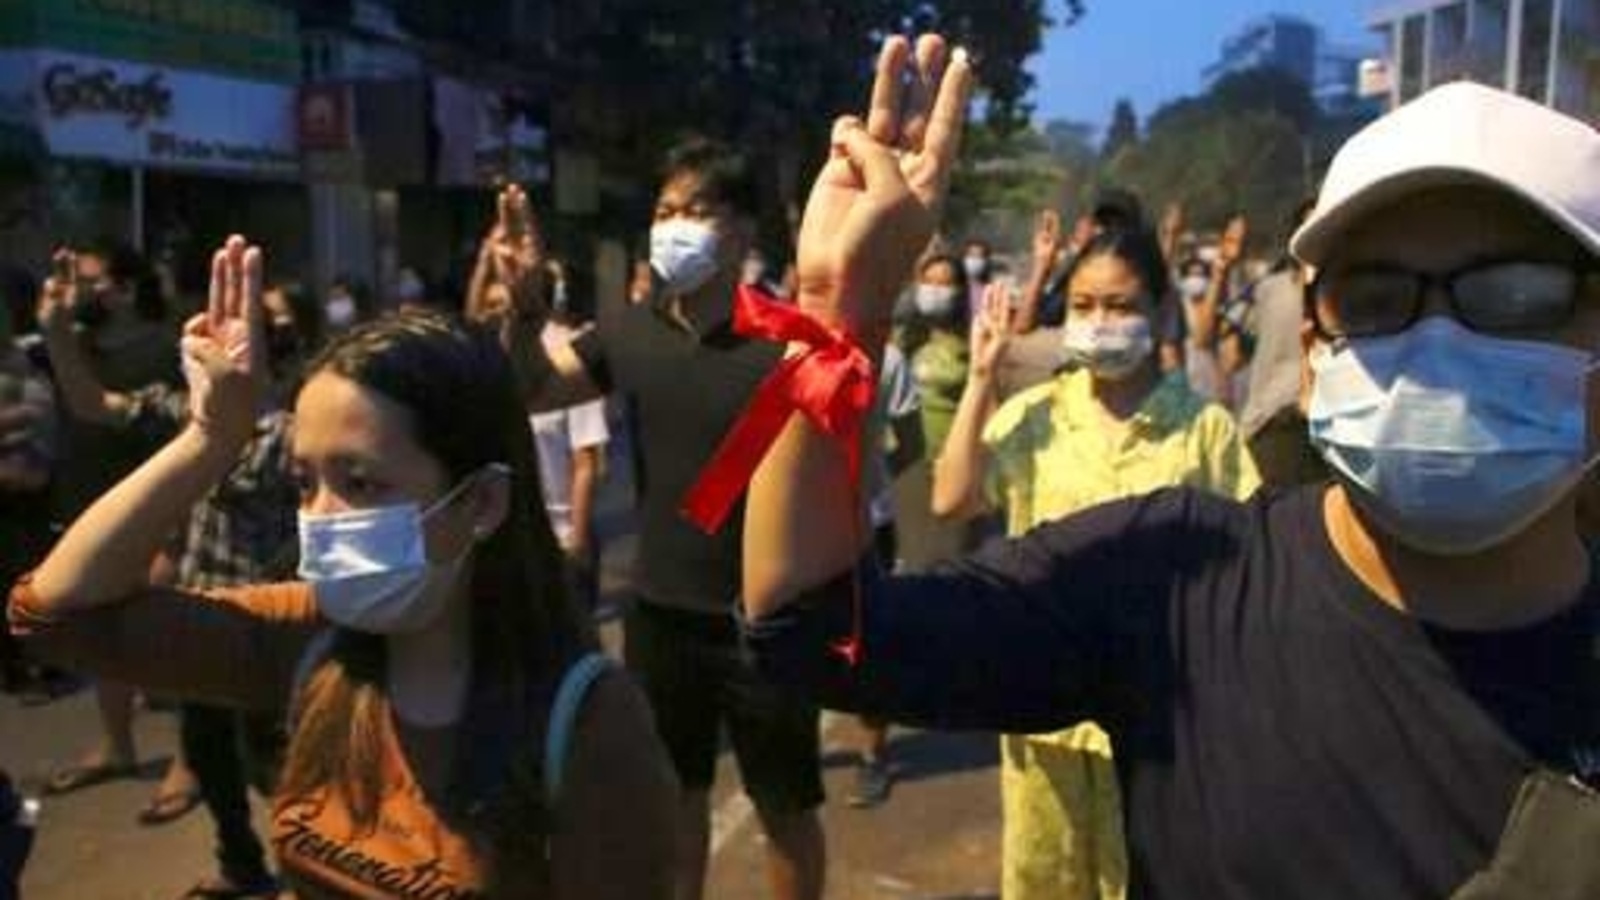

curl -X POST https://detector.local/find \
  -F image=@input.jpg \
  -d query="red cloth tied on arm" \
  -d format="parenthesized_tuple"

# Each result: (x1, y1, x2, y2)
(680, 284, 875, 665)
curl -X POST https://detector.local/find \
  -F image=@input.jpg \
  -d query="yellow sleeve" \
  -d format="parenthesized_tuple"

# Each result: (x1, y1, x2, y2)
(980, 386, 1051, 515)
(1195, 405, 1262, 501)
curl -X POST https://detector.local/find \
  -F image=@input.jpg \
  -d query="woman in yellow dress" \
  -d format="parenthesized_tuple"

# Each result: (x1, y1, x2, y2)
(933, 226, 1260, 900)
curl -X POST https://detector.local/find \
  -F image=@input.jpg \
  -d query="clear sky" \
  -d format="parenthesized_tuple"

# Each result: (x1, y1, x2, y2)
(1028, 1, 1386, 130)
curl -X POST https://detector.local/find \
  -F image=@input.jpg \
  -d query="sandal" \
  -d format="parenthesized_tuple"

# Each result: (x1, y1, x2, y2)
(42, 760, 139, 796)
(137, 787, 202, 826)
(180, 876, 279, 899)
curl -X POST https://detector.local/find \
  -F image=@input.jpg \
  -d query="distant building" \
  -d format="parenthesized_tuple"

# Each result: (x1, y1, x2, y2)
(1317, 44, 1377, 115)
(1205, 14, 1381, 117)
(1205, 14, 1322, 88)
(1367, 0, 1600, 122)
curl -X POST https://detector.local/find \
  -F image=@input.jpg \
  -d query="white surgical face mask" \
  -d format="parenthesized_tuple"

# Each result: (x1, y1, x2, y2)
(1061, 314, 1154, 381)
(325, 295, 356, 328)
(1179, 274, 1210, 299)
(1309, 316, 1595, 555)
(913, 284, 960, 318)
(650, 219, 721, 296)
(297, 468, 499, 635)
(963, 254, 989, 281)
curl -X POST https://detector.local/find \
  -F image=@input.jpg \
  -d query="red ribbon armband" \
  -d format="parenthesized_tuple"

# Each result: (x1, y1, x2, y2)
(680, 285, 876, 665)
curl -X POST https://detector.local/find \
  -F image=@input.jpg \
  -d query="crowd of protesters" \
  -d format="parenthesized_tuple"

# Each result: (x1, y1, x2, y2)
(2, 29, 1599, 900)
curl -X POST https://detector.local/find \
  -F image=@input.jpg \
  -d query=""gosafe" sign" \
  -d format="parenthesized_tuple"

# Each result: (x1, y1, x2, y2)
(41, 63, 172, 129)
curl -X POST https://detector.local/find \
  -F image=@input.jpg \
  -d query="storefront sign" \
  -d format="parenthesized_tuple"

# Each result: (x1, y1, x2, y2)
(0, 49, 298, 176)
(298, 84, 352, 153)
(42, 62, 172, 128)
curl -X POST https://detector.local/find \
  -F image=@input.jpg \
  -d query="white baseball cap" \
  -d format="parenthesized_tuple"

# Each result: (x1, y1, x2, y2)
(1291, 81, 1600, 266)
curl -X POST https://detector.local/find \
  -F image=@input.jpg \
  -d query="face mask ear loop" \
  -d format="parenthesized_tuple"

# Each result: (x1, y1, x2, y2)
(420, 463, 511, 522)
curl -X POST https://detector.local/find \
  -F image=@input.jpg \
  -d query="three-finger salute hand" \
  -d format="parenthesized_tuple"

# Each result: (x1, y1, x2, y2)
(1032, 210, 1063, 272)
(183, 235, 266, 445)
(970, 282, 1015, 381)
(794, 34, 974, 339)
(36, 248, 78, 333)
(467, 184, 547, 326)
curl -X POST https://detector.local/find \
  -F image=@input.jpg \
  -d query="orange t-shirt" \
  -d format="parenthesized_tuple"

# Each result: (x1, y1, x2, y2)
(8, 578, 505, 898)
(271, 720, 490, 899)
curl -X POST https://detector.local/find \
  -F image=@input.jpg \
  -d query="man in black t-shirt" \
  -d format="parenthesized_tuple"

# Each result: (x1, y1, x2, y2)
(740, 38, 1600, 900)
(470, 141, 824, 900)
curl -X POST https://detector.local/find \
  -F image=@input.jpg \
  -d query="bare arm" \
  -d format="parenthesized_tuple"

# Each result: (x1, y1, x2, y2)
(463, 186, 605, 412)
(1192, 215, 1248, 352)
(29, 238, 266, 615)
(744, 35, 973, 619)
(36, 253, 129, 425)
(549, 672, 679, 899)
(566, 443, 602, 558)
(1012, 210, 1062, 335)
(931, 285, 1010, 519)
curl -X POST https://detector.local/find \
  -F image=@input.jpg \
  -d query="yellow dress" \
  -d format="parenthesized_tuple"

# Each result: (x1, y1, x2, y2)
(982, 369, 1259, 900)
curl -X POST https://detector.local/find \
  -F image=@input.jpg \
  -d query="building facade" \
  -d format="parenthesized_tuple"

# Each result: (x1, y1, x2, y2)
(1204, 13, 1380, 117)
(1205, 15, 1323, 88)
(0, 0, 309, 284)
(1367, 0, 1600, 121)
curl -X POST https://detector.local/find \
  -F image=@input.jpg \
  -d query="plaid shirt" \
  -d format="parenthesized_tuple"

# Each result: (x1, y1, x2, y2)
(121, 384, 298, 590)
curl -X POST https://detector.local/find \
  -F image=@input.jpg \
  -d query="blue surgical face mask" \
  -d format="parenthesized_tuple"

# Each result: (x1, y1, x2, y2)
(296, 466, 506, 634)
(650, 219, 721, 296)
(1308, 316, 1595, 555)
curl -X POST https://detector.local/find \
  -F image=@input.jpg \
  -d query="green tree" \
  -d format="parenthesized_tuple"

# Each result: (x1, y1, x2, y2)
(1102, 67, 1322, 254)
(1101, 98, 1139, 161)
(518, 0, 1086, 237)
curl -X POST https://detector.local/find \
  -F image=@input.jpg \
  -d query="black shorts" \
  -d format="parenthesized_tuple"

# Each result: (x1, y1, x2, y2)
(623, 601, 823, 816)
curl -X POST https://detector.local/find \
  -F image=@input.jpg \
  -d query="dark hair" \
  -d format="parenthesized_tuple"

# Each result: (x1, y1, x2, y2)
(661, 137, 760, 218)
(279, 311, 591, 879)
(898, 254, 971, 358)
(80, 240, 166, 322)
(1091, 187, 1146, 234)
(1063, 227, 1172, 306)
(269, 280, 323, 350)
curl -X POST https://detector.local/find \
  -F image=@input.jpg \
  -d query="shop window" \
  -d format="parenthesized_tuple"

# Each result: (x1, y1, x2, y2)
(1518, 0, 1556, 101)
(1400, 15, 1427, 101)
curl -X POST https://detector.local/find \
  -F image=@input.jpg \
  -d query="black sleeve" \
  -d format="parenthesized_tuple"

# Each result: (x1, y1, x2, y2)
(744, 488, 1241, 734)
(570, 326, 614, 395)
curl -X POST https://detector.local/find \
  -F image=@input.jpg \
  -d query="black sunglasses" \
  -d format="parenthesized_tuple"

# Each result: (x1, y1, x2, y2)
(1309, 260, 1593, 339)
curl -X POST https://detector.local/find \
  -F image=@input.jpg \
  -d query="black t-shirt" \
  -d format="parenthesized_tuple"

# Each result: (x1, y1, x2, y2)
(573, 294, 781, 614)
(748, 485, 1600, 899)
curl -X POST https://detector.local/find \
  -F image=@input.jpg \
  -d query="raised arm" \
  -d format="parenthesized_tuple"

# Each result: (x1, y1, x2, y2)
(28, 237, 268, 613)
(743, 34, 973, 617)
(931, 284, 1010, 519)
(36, 249, 130, 425)
(464, 186, 604, 412)
(1189, 215, 1247, 352)
(1013, 209, 1062, 334)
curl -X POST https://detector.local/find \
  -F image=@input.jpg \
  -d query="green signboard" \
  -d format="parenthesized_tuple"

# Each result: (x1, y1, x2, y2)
(0, 0, 299, 83)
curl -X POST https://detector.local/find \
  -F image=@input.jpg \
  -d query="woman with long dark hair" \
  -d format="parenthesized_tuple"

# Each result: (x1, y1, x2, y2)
(9, 237, 678, 898)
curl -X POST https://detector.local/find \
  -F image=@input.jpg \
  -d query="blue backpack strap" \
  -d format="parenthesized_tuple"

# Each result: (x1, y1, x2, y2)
(543, 652, 613, 810)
